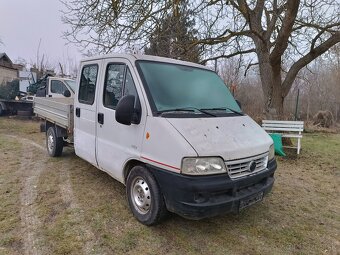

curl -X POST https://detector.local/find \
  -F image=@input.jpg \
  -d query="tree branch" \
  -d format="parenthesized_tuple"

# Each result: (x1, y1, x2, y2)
(244, 61, 259, 76)
(270, 0, 300, 65)
(310, 22, 340, 51)
(200, 48, 256, 64)
(192, 30, 252, 47)
(253, 0, 265, 24)
(282, 32, 340, 97)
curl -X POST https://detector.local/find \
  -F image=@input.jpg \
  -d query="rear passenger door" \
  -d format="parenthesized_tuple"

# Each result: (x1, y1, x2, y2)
(74, 61, 101, 166)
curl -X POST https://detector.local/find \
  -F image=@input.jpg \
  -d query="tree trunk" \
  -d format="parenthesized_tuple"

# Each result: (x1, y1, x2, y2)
(269, 82, 284, 119)
(257, 51, 285, 119)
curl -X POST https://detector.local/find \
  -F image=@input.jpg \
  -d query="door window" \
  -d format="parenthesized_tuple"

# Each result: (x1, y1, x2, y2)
(78, 64, 98, 105)
(103, 64, 125, 109)
(103, 64, 138, 109)
(51, 80, 67, 94)
(124, 68, 138, 99)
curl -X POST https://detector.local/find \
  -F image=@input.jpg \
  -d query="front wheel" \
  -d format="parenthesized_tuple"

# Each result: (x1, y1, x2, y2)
(46, 127, 63, 157)
(126, 166, 168, 225)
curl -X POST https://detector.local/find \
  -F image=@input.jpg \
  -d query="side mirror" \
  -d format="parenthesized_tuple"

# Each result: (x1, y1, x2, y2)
(236, 99, 242, 109)
(63, 90, 71, 97)
(115, 95, 135, 125)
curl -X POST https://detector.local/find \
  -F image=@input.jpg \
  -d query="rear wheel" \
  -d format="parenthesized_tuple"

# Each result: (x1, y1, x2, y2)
(126, 166, 168, 225)
(46, 127, 63, 157)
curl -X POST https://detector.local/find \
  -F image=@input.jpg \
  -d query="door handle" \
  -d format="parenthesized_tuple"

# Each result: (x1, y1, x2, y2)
(98, 113, 104, 124)
(75, 107, 80, 117)
(48, 95, 52, 97)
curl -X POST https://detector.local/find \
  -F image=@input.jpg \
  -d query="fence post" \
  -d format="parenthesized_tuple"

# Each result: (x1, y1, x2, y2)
(294, 89, 300, 121)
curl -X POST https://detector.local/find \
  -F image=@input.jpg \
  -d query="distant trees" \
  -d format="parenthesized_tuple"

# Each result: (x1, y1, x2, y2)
(0, 80, 19, 100)
(144, 1, 201, 62)
(62, 0, 340, 118)
(227, 51, 340, 122)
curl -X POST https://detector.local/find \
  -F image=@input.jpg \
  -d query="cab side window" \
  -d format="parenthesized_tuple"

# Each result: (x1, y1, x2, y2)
(103, 64, 125, 109)
(51, 80, 67, 94)
(103, 64, 139, 110)
(78, 64, 98, 105)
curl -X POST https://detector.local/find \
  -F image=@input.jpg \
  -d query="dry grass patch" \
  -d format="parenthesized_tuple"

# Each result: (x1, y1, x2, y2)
(0, 136, 22, 254)
(0, 118, 339, 255)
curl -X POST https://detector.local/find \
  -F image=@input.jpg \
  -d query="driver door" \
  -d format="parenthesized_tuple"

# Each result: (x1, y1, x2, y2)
(96, 58, 145, 183)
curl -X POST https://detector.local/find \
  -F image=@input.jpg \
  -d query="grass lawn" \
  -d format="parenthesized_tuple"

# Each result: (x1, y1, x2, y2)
(0, 118, 339, 255)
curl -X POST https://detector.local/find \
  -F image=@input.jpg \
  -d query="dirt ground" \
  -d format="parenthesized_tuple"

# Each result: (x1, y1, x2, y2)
(0, 118, 339, 255)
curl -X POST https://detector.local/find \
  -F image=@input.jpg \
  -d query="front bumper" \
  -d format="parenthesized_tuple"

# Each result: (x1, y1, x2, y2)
(148, 158, 277, 220)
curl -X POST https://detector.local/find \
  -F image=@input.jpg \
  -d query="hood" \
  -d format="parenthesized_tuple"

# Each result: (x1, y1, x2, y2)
(166, 116, 272, 161)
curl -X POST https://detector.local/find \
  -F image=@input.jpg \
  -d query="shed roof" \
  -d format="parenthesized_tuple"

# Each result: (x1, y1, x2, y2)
(0, 52, 13, 65)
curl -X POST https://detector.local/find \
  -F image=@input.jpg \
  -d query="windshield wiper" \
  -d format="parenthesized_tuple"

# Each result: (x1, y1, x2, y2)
(156, 107, 216, 117)
(201, 107, 243, 116)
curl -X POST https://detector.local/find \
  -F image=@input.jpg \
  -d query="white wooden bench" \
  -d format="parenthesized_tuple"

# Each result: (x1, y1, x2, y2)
(262, 120, 304, 154)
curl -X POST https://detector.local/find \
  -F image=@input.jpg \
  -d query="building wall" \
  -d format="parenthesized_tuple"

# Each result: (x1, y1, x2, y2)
(0, 66, 18, 85)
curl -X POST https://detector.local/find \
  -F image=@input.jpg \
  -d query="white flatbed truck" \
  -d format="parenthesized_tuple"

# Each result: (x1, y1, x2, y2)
(34, 53, 277, 225)
(0, 76, 75, 117)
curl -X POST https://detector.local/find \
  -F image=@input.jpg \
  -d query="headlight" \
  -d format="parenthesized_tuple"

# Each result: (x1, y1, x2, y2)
(269, 144, 275, 160)
(181, 157, 227, 175)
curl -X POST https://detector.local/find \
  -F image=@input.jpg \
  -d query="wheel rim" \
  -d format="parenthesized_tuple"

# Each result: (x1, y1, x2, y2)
(47, 132, 54, 153)
(130, 177, 151, 214)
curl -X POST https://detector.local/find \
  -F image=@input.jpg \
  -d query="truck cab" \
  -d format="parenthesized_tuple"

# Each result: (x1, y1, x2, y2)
(71, 54, 277, 225)
(47, 77, 76, 98)
(36, 77, 76, 98)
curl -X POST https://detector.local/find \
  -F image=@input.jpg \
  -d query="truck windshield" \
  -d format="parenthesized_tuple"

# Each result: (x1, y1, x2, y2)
(64, 80, 76, 93)
(137, 61, 242, 116)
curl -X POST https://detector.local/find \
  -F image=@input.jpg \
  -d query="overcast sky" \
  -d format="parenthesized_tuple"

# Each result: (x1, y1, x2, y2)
(0, 0, 82, 68)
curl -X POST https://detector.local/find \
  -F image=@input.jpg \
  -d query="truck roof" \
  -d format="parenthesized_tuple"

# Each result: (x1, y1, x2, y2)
(80, 53, 211, 70)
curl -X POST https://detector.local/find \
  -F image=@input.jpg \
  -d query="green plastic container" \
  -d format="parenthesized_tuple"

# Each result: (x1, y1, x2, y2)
(269, 133, 286, 156)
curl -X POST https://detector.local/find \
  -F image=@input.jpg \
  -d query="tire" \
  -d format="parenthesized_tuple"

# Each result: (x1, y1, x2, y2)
(0, 104, 3, 116)
(40, 122, 46, 132)
(46, 127, 63, 157)
(126, 166, 168, 225)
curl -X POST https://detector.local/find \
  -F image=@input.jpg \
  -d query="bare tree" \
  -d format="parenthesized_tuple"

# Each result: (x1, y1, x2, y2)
(219, 57, 244, 88)
(30, 39, 55, 79)
(14, 57, 28, 67)
(62, 0, 340, 118)
(58, 51, 79, 78)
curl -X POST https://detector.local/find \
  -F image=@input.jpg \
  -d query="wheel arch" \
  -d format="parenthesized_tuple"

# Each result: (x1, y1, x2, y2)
(123, 159, 145, 184)
(45, 121, 67, 138)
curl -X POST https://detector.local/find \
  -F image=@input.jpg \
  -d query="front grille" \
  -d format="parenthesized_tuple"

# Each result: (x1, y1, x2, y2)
(226, 152, 268, 179)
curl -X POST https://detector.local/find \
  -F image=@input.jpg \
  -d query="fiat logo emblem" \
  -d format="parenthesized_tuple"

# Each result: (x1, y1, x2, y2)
(249, 161, 257, 172)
